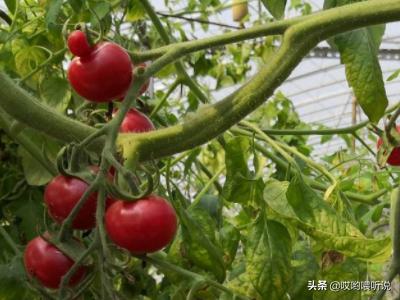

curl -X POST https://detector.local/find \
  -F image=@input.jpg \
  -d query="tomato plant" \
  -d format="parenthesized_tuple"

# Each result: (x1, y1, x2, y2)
(0, 0, 399, 299)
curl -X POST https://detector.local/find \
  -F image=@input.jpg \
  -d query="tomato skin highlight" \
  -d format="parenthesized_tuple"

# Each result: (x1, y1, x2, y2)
(67, 30, 93, 58)
(44, 175, 114, 230)
(68, 42, 132, 103)
(105, 195, 178, 254)
(117, 108, 155, 133)
(377, 126, 400, 166)
(24, 236, 86, 289)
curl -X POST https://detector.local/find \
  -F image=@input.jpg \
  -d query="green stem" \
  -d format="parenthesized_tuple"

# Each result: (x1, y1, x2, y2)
(191, 165, 224, 207)
(150, 79, 181, 117)
(96, 185, 110, 260)
(58, 238, 98, 300)
(58, 180, 100, 242)
(186, 280, 206, 300)
(195, 159, 223, 194)
(0, 226, 20, 255)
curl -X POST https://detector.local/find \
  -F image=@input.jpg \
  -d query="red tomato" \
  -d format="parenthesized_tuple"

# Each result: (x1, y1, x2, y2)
(117, 108, 155, 133)
(68, 41, 132, 103)
(44, 175, 114, 230)
(105, 195, 178, 254)
(24, 236, 86, 289)
(67, 30, 93, 58)
(377, 126, 400, 166)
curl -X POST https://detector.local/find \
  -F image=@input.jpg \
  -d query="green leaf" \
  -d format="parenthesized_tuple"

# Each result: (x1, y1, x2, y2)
(14, 46, 46, 80)
(45, 0, 64, 29)
(219, 222, 240, 268)
(8, 190, 44, 241)
(263, 177, 391, 262)
(222, 136, 264, 206)
(126, 0, 147, 22)
(325, 0, 387, 123)
(90, 1, 111, 25)
(289, 242, 319, 300)
(68, 0, 84, 13)
(40, 77, 71, 113)
(175, 202, 226, 281)
(0, 255, 33, 300)
(4, 0, 16, 15)
(246, 216, 292, 299)
(18, 130, 60, 186)
(387, 69, 400, 81)
(318, 256, 367, 299)
(261, 0, 287, 19)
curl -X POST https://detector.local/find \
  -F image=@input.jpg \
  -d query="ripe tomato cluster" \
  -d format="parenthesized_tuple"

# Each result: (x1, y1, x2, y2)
(24, 31, 178, 290)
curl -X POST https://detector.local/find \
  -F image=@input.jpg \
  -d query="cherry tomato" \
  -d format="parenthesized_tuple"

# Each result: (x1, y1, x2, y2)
(377, 125, 400, 166)
(67, 30, 93, 58)
(68, 38, 132, 103)
(117, 108, 155, 133)
(24, 236, 86, 289)
(44, 174, 114, 230)
(105, 195, 178, 254)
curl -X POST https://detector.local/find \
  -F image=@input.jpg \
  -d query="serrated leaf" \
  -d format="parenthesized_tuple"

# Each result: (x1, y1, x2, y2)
(246, 216, 292, 299)
(261, 0, 287, 19)
(40, 77, 71, 113)
(263, 177, 391, 262)
(222, 136, 264, 206)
